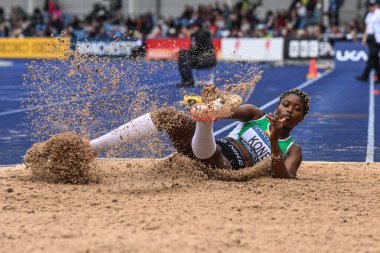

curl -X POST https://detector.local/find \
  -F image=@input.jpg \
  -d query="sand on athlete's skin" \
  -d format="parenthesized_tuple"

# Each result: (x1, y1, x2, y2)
(1, 160, 379, 253)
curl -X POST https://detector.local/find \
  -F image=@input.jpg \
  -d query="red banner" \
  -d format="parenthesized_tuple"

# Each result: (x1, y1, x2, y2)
(146, 38, 221, 60)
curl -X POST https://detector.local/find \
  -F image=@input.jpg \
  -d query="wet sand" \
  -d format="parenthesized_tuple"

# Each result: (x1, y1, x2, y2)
(1, 160, 379, 253)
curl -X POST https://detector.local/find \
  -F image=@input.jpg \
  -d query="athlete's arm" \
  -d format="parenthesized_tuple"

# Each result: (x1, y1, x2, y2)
(229, 104, 264, 122)
(270, 141, 302, 179)
(266, 113, 302, 179)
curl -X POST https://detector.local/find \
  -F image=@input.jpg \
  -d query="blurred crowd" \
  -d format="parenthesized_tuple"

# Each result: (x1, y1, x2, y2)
(0, 0, 363, 41)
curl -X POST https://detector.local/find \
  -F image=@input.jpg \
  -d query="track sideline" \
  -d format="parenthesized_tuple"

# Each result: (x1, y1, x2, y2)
(366, 71, 375, 162)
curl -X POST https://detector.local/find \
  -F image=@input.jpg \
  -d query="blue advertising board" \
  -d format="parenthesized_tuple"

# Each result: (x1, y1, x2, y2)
(334, 41, 368, 69)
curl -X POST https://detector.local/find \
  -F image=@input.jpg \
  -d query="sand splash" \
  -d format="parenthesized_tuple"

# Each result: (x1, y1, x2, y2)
(156, 154, 271, 182)
(22, 38, 266, 184)
(22, 44, 262, 161)
(24, 132, 97, 184)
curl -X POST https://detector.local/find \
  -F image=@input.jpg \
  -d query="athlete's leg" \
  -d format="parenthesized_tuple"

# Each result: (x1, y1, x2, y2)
(191, 121, 215, 159)
(90, 112, 158, 152)
(90, 107, 194, 154)
(150, 107, 196, 156)
(190, 121, 232, 169)
(90, 106, 231, 168)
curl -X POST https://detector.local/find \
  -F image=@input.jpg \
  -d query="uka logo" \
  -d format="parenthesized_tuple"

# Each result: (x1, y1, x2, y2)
(336, 50, 368, 62)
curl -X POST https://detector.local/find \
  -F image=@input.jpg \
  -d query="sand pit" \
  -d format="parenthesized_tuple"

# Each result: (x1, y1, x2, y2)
(1, 160, 379, 253)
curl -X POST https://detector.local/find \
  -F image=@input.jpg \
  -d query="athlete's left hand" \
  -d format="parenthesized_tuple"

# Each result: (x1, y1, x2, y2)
(265, 113, 285, 140)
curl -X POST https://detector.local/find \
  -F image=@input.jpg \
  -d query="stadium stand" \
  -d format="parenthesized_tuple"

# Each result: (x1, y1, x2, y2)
(0, 0, 363, 41)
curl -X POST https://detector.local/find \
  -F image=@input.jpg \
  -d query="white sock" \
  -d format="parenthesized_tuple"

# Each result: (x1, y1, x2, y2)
(90, 113, 158, 152)
(191, 121, 216, 159)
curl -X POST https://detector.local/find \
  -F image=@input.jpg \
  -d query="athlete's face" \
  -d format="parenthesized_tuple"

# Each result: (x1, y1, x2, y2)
(275, 94, 305, 129)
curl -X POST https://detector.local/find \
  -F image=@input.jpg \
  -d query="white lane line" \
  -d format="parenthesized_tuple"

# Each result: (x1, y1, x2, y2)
(0, 80, 179, 117)
(366, 71, 375, 162)
(214, 69, 333, 137)
(0, 60, 14, 67)
(0, 100, 74, 116)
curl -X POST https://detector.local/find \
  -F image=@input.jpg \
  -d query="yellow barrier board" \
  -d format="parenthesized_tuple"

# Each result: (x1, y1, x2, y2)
(0, 38, 70, 59)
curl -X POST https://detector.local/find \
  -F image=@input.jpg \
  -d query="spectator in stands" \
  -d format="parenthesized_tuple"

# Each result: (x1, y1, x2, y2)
(0, 0, 359, 42)
(252, 2, 266, 23)
(0, 22, 10, 37)
(356, 0, 380, 82)
(20, 16, 34, 37)
(265, 11, 275, 31)
(295, 1, 307, 29)
(0, 7, 8, 37)
(0, 7, 5, 22)
(213, 12, 226, 37)
(286, 7, 299, 31)
(50, 4, 64, 35)
(31, 8, 44, 27)
(345, 18, 362, 40)
(110, 0, 122, 14)
(329, 0, 345, 26)
(181, 5, 194, 21)
(240, 18, 251, 37)
(176, 19, 216, 88)
(305, 0, 317, 23)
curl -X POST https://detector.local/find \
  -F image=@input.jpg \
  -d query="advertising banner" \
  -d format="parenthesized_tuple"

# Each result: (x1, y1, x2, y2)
(334, 41, 367, 69)
(146, 38, 221, 60)
(0, 38, 70, 58)
(221, 38, 284, 62)
(284, 39, 334, 59)
(75, 39, 140, 56)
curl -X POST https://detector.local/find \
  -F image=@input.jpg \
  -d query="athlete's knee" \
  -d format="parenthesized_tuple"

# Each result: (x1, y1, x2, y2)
(150, 107, 182, 131)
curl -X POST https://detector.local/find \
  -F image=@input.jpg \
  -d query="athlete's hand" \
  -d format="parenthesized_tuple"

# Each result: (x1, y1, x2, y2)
(265, 113, 286, 140)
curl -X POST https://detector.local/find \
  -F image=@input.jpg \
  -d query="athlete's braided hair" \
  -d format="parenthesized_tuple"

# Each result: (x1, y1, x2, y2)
(278, 89, 310, 115)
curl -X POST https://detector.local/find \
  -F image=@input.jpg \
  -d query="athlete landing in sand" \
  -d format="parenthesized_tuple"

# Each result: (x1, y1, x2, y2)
(88, 84, 310, 179)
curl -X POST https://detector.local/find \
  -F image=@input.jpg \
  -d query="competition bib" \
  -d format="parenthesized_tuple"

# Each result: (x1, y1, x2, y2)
(239, 126, 271, 164)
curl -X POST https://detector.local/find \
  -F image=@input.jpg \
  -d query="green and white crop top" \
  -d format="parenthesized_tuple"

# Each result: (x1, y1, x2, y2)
(227, 115, 295, 165)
